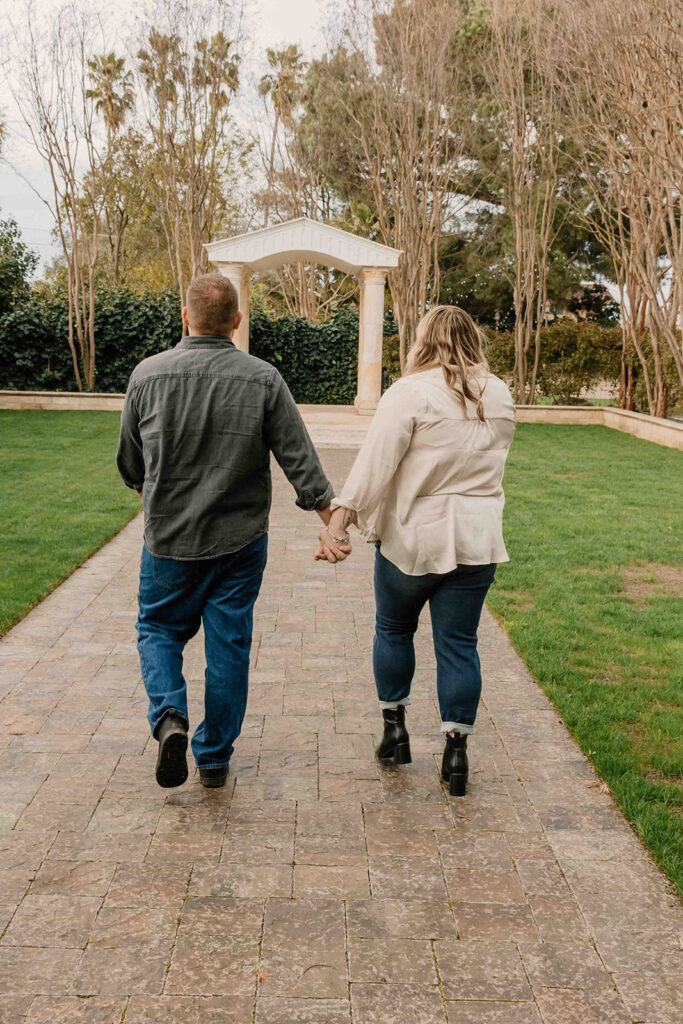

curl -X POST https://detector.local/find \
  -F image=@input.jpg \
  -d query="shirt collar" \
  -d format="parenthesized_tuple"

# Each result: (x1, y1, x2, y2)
(177, 334, 236, 349)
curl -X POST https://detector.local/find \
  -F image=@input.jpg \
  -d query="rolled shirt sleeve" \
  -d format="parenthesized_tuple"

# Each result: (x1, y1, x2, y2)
(116, 379, 145, 492)
(331, 379, 423, 527)
(264, 371, 334, 510)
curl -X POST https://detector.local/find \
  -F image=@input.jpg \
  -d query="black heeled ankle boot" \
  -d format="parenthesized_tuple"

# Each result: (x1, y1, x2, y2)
(376, 706, 412, 765)
(442, 732, 468, 796)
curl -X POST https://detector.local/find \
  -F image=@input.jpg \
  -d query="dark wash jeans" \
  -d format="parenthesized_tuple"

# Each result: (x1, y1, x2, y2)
(373, 544, 496, 733)
(136, 534, 267, 768)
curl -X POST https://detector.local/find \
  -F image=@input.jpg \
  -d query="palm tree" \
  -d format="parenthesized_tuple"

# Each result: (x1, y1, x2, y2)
(258, 45, 306, 225)
(86, 53, 135, 283)
(86, 52, 134, 142)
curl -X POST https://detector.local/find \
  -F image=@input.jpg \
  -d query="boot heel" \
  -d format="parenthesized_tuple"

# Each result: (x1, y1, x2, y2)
(392, 741, 412, 765)
(449, 772, 467, 797)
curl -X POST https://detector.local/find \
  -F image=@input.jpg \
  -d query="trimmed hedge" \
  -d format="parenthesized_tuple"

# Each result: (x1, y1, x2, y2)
(0, 288, 398, 405)
(8, 285, 677, 410)
(0, 290, 180, 393)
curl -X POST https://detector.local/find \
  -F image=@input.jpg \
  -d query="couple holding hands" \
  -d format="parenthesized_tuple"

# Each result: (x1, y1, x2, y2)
(117, 274, 515, 797)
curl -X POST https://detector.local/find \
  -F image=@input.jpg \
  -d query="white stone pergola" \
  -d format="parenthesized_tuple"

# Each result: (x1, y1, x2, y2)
(204, 217, 402, 414)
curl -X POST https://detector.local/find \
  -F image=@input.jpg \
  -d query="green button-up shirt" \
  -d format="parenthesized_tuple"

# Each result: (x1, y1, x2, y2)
(116, 335, 334, 559)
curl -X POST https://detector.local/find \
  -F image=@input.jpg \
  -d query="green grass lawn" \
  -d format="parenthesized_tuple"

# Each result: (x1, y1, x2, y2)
(0, 411, 139, 635)
(489, 424, 683, 894)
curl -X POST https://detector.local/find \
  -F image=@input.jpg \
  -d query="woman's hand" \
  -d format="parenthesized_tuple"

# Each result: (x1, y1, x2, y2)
(314, 507, 356, 563)
(314, 528, 353, 563)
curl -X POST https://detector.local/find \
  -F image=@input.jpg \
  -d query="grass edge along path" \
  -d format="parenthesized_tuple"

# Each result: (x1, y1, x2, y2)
(0, 410, 140, 637)
(488, 424, 682, 897)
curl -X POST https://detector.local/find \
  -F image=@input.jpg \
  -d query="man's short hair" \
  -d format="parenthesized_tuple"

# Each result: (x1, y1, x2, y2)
(185, 274, 239, 335)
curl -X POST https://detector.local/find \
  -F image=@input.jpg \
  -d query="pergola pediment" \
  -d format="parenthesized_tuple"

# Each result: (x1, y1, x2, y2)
(204, 217, 401, 275)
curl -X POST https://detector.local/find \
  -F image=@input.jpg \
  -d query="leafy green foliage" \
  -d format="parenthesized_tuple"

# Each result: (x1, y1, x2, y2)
(0, 289, 180, 392)
(0, 287, 398, 403)
(0, 218, 39, 316)
(483, 322, 623, 404)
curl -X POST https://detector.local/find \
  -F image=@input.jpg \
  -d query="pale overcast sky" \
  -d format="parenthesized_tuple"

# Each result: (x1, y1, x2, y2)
(0, 0, 329, 273)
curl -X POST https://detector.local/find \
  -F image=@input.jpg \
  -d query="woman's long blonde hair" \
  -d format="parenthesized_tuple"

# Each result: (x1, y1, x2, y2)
(404, 305, 488, 421)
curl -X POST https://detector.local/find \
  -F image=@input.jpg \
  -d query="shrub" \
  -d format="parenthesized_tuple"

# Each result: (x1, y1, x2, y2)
(481, 321, 622, 404)
(0, 286, 399, 405)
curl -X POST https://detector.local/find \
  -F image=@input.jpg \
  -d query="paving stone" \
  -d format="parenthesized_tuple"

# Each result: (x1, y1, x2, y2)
(435, 939, 532, 1000)
(444, 866, 526, 904)
(347, 899, 457, 939)
(145, 832, 223, 863)
(104, 862, 190, 908)
(126, 996, 256, 1023)
(362, 803, 450, 831)
(48, 831, 150, 863)
(87, 905, 178, 950)
(519, 942, 613, 990)
(296, 802, 364, 836)
(25, 997, 126, 1023)
(528, 894, 592, 944)
(365, 825, 439, 857)
(0, 997, 32, 1024)
(613, 971, 683, 1023)
(228, 800, 297, 825)
(513, 857, 571, 896)
(533, 987, 632, 1024)
(220, 823, 294, 865)
(348, 936, 437, 985)
(155, 797, 230, 834)
(260, 898, 347, 998)
(454, 902, 540, 943)
(2, 893, 100, 948)
(444, 1002, 543, 1024)
(0, 830, 57, 872)
(86, 796, 164, 833)
(190, 862, 293, 898)
(0, 948, 82, 995)
(166, 934, 259, 996)
(29, 859, 116, 896)
(15, 800, 96, 831)
(294, 864, 370, 898)
(369, 856, 447, 900)
(255, 997, 351, 1024)
(295, 833, 367, 866)
(350, 984, 446, 1024)
(72, 947, 169, 996)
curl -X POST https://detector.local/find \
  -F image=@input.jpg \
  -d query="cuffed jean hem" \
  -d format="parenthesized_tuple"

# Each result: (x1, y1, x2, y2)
(378, 697, 412, 709)
(195, 761, 230, 770)
(440, 720, 474, 735)
(153, 707, 189, 738)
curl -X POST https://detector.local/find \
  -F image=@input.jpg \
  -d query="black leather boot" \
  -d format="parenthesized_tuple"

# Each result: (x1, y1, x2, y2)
(442, 732, 468, 796)
(199, 765, 229, 789)
(155, 711, 188, 789)
(376, 706, 412, 765)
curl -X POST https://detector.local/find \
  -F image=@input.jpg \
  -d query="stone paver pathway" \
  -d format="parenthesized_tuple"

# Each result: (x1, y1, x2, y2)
(0, 449, 681, 1024)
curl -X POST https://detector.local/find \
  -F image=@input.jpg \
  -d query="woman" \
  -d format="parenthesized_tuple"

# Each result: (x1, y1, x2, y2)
(317, 305, 515, 795)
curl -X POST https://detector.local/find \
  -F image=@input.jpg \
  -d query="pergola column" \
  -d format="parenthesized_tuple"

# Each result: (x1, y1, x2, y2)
(218, 262, 251, 352)
(355, 267, 386, 415)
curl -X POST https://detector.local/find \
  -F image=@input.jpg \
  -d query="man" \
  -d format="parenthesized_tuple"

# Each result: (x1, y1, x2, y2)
(117, 274, 350, 789)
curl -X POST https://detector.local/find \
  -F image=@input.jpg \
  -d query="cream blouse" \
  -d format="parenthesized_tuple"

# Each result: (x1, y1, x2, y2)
(331, 367, 516, 576)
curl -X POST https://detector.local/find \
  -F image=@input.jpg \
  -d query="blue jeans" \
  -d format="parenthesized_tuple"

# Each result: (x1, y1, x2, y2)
(136, 534, 267, 768)
(373, 545, 496, 734)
